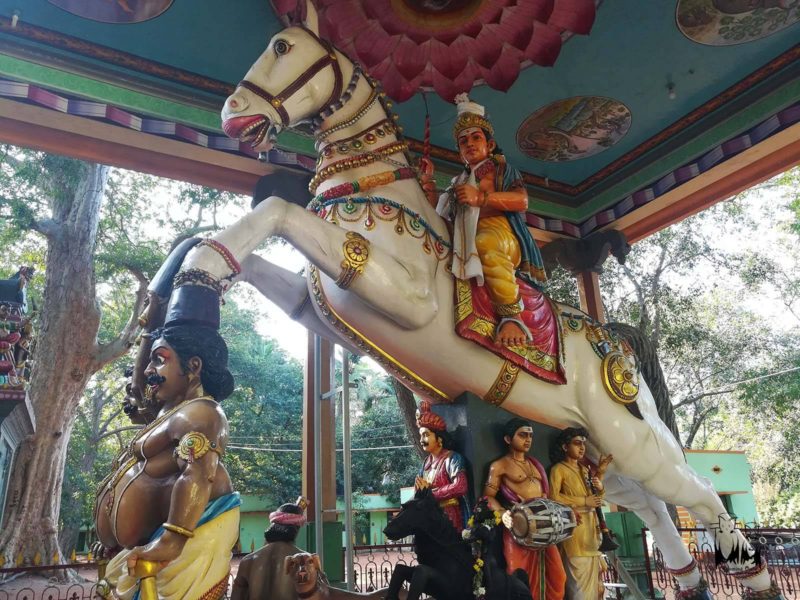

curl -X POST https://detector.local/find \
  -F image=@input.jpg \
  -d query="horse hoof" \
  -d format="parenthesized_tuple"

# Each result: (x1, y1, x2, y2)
(677, 578, 713, 600)
(742, 581, 785, 600)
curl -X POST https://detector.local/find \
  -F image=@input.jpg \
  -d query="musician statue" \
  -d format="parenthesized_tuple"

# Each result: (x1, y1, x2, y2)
(231, 497, 308, 600)
(549, 428, 614, 600)
(483, 418, 567, 600)
(414, 400, 471, 533)
(426, 94, 547, 346)
(94, 261, 240, 600)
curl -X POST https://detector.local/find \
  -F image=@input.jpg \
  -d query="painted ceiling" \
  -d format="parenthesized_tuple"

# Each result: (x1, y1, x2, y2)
(0, 0, 798, 234)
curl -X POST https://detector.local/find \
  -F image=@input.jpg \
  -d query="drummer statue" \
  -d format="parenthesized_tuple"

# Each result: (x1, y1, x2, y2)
(483, 418, 567, 600)
(415, 400, 471, 533)
(550, 428, 613, 600)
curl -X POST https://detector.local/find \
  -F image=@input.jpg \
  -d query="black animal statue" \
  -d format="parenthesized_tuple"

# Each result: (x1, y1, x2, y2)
(383, 488, 474, 600)
(383, 489, 531, 600)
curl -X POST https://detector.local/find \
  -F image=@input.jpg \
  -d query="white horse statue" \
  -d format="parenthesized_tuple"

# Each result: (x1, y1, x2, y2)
(155, 4, 777, 598)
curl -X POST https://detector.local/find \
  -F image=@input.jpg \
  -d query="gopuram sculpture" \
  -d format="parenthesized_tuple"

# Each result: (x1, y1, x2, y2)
(125, 2, 785, 598)
(231, 497, 308, 600)
(0, 267, 35, 394)
(95, 248, 240, 600)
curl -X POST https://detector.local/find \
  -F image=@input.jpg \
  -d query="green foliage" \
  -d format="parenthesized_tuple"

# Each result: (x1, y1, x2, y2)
(219, 294, 304, 504)
(337, 365, 420, 502)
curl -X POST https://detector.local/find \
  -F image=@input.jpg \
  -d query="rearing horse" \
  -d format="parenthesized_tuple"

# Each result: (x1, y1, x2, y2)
(161, 4, 777, 597)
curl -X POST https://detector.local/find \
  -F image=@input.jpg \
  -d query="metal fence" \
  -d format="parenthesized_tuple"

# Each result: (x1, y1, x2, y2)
(350, 542, 419, 593)
(2, 527, 798, 600)
(648, 527, 800, 600)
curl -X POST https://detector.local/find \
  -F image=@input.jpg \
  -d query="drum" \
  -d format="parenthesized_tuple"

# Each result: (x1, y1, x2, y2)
(509, 498, 577, 548)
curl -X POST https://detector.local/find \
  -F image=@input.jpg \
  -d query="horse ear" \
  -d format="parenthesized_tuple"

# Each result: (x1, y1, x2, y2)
(302, 0, 319, 35)
(311, 553, 321, 571)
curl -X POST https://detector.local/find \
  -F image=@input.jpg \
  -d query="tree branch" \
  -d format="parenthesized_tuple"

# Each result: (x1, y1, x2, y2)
(98, 425, 142, 442)
(90, 267, 148, 369)
(684, 405, 717, 448)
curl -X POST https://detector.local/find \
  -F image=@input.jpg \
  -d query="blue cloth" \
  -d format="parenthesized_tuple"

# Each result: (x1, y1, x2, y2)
(146, 491, 242, 543)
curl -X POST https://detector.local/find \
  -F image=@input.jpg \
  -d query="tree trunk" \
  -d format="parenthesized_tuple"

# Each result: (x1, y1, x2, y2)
(392, 378, 424, 459)
(0, 162, 108, 573)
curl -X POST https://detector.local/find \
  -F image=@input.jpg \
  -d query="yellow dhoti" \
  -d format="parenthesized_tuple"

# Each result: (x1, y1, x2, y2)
(475, 216, 522, 311)
(105, 507, 239, 600)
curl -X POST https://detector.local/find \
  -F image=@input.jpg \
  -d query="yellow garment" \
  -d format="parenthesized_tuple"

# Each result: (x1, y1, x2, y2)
(105, 507, 240, 600)
(549, 462, 604, 600)
(475, 216, 521, 308)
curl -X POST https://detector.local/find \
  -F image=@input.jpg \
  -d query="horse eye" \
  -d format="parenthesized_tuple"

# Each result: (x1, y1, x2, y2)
(274, 39, 291, 56)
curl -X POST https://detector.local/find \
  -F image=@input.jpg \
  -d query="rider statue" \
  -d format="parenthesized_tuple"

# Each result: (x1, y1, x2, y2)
(94, 243, 240, 600)
(231, 497, 308, 600)
(414, 400, 471, 533)
(549, 427, 613, 600)
(483, 417, 566, 600)
(427, 94, 547, 347)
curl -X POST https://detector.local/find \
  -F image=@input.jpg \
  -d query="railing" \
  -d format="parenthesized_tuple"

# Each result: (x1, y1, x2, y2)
(349, 542, 419, 593)
(647, 526, 800, 600)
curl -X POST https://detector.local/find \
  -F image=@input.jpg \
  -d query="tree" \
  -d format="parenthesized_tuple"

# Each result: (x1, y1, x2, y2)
(0, 147, 242, 566)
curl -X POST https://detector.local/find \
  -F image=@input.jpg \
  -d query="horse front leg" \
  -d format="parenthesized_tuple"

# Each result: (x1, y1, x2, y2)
(184, 195, 438, 330)
(238, 253, 360, 354)
(385, 564, 414, 600)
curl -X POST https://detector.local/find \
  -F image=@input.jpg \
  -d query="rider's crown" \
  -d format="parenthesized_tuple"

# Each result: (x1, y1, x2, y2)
(453, 93, 494, 140)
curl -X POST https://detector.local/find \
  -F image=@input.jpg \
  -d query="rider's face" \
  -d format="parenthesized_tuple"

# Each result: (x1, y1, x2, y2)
(564, 436, 587, 461)
(419, 427, 442, 455)
(144, 339, 196, 404)
(507, 426, 533, 453)
(457, 128, 495, 167)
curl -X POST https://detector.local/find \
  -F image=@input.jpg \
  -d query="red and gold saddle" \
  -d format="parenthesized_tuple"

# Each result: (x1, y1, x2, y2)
(454, 278, 566, 385)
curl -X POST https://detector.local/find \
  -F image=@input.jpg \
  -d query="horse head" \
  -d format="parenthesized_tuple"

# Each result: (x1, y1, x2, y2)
(221, 1, 357, 152)
(383, 488, 443, 541)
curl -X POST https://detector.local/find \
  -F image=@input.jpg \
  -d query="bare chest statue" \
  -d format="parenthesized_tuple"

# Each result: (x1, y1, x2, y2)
(503, 457, 544, 500)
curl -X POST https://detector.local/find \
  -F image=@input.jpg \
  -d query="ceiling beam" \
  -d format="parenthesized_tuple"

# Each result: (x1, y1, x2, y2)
(0, 97, 272, 196)
(610, 121, 800, 244)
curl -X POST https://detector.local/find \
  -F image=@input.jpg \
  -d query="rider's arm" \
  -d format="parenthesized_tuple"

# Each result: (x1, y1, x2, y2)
(230, 556, 251, 600)
(482, 461, 505, 512)
(431, 454, 468, 501)
(481, 186, 527, 212)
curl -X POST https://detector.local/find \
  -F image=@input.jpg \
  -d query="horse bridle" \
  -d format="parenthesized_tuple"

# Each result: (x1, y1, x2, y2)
(237, 27, 359, 130)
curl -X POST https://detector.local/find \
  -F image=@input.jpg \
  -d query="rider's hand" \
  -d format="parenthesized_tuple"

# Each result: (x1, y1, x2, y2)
(126, 532, 186, 575)
(586, 495, 603, 508)
(501, 510, 513, 529)
(415, 476, 430, 490)
(454, 184, 481, 207)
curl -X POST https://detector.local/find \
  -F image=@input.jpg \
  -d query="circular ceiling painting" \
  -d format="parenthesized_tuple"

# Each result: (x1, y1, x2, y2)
(516, 96, 632, 162)
(49, 0, 174, 24)
(676, 0, 800, 46)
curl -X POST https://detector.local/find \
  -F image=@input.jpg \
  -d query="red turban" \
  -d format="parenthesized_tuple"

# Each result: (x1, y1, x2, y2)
(416, 400, 446, 432)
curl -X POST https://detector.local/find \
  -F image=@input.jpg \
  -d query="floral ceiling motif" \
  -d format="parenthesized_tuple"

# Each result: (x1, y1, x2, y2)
(272, 0, 596, 101)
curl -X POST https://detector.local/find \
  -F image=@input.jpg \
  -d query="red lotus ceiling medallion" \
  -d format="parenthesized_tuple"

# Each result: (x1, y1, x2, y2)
(272, 0, 596, 102)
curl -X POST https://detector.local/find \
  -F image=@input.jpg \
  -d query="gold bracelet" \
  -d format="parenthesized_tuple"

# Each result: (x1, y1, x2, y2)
(163, 523, 195, 538)
(335, 231, 370, 290)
